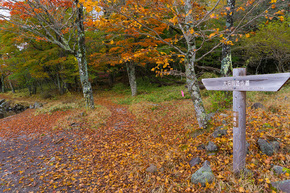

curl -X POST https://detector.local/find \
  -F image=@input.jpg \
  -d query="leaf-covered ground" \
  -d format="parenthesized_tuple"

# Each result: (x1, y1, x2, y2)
(0, 92, 289, 192)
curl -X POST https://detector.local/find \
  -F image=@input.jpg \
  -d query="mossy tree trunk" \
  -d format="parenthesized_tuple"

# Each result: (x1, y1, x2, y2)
(75, 1, 95, 109)
(185, 51, 207, 129)
(184, 0, 207, 129)
(221, 0, 235, 76)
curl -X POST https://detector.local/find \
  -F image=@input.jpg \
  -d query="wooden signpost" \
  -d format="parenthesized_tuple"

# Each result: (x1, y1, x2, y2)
(202, 68, 290, 174)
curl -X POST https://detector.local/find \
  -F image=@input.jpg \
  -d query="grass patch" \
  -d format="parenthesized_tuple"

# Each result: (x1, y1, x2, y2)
(35, 102, 80, 115)
(53, 104, 111, 130)
(86, 105, 112, 129)
(104, 77, 189, 105)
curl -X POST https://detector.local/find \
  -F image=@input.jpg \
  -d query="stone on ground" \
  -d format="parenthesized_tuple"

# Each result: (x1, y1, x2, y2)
(251, 102, 265, 110)
(212, 126, 227, 138)
(273, 165, 289, 175)
(191, 160, 215, 187)
(189, 157, 201, 167)
(146, 164, 157, 173)
(271, 180, 290, 193)
(206, 141, 218, 152)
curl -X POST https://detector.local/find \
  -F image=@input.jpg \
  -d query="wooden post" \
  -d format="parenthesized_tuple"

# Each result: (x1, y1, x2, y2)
(233, 68, 246, 174)
(201, 69, 289, 175)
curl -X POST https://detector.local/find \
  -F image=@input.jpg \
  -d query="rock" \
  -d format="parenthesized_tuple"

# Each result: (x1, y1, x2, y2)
(0, 101, 7, 108)
(189, 157, 201, 167)
(251, 102, 265, 110)
(146, 164, 157, 173)
(212, 126, 228, 138)
(0, 99, 5, 105)
(34, 102, 43, 109)
(270, 141, 280, 152)
(191, 161, 215, 187)
(246, 142, 250, 153)
(206, 141, 218, 152)
(284, 96, 288, 101)
(15, 104, 25, 111)
(0, 112, 4, 119)
(206, 112, 215, 121)
(258, 139, 274, 156)
(271, 180, 290, 193)
(222, 120, 227, 125)
(197, 144, 205, 150)
(273, 165, 288, 175)
(220, 113, 228, 117)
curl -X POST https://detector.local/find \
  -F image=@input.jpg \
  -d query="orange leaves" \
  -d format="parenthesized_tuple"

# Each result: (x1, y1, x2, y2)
(236, 7, 245, 12)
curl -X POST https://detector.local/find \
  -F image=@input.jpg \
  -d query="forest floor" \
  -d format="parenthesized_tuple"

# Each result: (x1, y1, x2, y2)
(0, 86, 289, 193)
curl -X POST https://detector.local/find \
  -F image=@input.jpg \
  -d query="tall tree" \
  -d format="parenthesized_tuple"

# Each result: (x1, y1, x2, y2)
(88, 0, 286, 128)
(221, 0, 235, 77)
(0, 0, 95, 108)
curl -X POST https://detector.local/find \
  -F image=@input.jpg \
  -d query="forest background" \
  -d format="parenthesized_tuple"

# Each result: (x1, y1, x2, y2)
(0, 0, 289, 192)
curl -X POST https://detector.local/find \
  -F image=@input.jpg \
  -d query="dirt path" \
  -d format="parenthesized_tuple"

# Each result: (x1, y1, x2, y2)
(0, 97, 140, 192)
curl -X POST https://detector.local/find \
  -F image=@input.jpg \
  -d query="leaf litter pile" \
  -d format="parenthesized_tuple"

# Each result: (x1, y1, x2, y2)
(0, 95, 289, 192)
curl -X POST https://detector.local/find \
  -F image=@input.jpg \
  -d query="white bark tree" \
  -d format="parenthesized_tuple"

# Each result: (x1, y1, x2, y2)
(0, 0, 95, 108)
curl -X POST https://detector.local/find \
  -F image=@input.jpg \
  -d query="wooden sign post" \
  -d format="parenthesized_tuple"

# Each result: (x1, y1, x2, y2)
(202, 68, 290, 174)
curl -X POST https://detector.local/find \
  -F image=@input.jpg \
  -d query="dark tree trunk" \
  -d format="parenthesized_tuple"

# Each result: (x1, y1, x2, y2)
(1, 74, 5, 93)
(126, 61, 137, 96)
(32, 82, 37, 94)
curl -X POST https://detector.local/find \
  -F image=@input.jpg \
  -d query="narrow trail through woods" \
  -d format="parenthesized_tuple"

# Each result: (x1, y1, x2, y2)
(0, 97, 150, 192)
(1, 95, 289, 192)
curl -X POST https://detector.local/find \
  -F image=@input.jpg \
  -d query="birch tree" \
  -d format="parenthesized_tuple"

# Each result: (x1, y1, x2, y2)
(74, 0, 287, 127)
(0, 0, 95, 108)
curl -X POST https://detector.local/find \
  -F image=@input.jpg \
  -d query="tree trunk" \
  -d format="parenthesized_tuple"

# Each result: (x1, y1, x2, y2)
(9, 80, 15, 93)
(185, 51, 207, 129)
(221, 0, 235, 76)
(1, 74, 5, 93)
(184, 0, 207, 129)
(126, 61, 137, 96)
(56, 73, 63, 94)
(109, 73, 114, 87)
(32, 82, 37, 94)
(75, 1, 94, 109)
(28, 85, 32, 96)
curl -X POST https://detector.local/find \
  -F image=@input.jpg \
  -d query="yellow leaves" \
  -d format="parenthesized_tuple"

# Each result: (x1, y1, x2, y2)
(278, 16, 284, 22)
(19, 170, 24, 174)
(270, 0, 277, 3)
(271, 4, 276, 9)
(220, 37, 234, 45)
(236, 7, 245, 12)
(189, 28, 194, 34)
(265, 178, 271, 183)
(210, 13, 219, 19)
(209, 33, 215, 39)
(274, 10, 284, 15)
(169, 16, 178, 24)
(245, 33, 250, 38)
(217, 174, 224, 179)
(238, 187, 245, 192)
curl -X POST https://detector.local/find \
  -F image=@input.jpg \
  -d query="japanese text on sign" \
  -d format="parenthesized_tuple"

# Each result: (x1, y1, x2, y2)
(223, 80, 250, 87)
